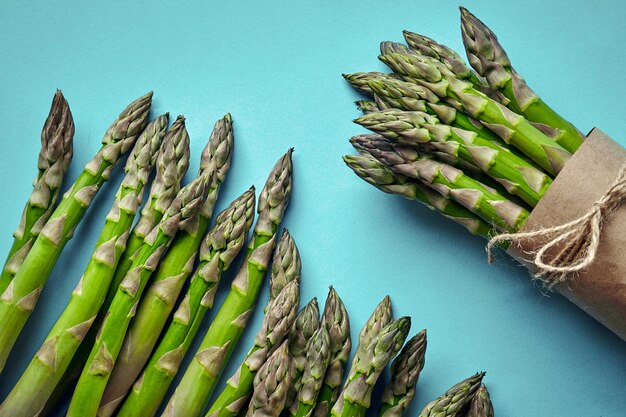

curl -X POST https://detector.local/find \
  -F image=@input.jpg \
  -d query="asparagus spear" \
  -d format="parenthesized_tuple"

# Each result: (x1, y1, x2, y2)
(0, 90, 74, 294)
(350, 296, 393, 371)
(418, 373, 485, 417)
(115, 188, 256, 417)
(331, 317, 411, 417)
(289, 327, 332, 417)
(66, 174, 211, 417)
(162, 150, 293, 417)
(268, 230, 302, 304)
(343, 152, 493, 237)
(286, 298, 321, 405)
(0, 114, 168, 417)
(460, 7, 584, 152)
(379, 330, 427, 417)
(358, 136, 529, 231)
(245, 341, 293, 417)
(43, 115, 190, 414)
(312, 287, 351, 417)
(0, 92, 152, 372)
(206, 279, 300, 417)
(100, 115, 234, 414)
(464, 383, 494, 417)
(355, 100, 382, 114)
(355, 109, 551, 206)
(379, 52, 572, 175)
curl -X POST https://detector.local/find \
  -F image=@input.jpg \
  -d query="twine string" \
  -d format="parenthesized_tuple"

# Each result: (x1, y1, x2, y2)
(487, 166, 626, 287)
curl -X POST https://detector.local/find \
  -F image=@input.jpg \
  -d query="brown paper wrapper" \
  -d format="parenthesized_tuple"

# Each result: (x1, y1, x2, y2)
(508, 128, 626, 341)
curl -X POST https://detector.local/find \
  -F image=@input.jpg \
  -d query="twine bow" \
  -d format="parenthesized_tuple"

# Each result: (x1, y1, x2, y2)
(487, 165, 626, 288)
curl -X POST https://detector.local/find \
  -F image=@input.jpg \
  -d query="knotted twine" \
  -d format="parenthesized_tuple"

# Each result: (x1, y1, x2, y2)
(487, 165, 626, 289)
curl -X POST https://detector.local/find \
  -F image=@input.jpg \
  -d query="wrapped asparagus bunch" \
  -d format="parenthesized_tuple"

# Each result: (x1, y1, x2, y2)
(343, 7, 626, 340)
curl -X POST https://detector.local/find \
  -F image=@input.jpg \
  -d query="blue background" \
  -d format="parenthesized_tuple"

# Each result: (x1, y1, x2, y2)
(1, 1, 625, 416)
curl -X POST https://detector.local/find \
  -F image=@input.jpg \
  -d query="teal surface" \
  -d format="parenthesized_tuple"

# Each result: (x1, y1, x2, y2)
(1, 1, 625, 415)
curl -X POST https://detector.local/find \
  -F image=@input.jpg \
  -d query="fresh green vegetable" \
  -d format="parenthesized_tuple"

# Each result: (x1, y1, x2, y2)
(418, 373, 485, 417)
(464, 383, 494, 417)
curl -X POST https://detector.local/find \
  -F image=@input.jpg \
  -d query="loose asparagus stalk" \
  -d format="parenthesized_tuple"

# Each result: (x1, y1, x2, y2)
(460, 7, 584, 152)
(343, 152, 493, 237)
(268, 230, 302, 304)
(344, 72, 390, 95)
(245, 341, 293, 417)
(115, 188, 256, 417)
(43, 115, 190, 414)
(289, 327, 332, 417)
(100, 115, 234, 414)
(379, 52, 572, 175)
(355, 109, 551, 206)
(358, 136, 529, 232)
(379, 330, 427, 417)
(331, 317, 411, 417)
(286, 298, 321, 405)
(162, 150, 293, 417)
(464, 383, 494, 417)
(0, 92, 152, 372)
(418, 373, 485, 417)
(312, 287, 351, 417)
(66, 174, 211, 417)
(0, 90, 74, 294)
(206, 279, 300, 417)
(0, 114, 168, 417)
(349, 296, 393, 373)
(355, 100, 382, 114)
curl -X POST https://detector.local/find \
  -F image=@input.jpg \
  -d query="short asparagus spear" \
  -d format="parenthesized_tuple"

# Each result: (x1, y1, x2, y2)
(355, 109, 551, 206)
(0, 114, 167, 417)
(358, 136, 529, 232)
(115, 188, 256, 417)
(348, 296, 393, 374)
(465, 383, 494, 417)
(312, 287, 351, 417)
(460, 7, 584, 152)
(418, 373, 485, 417)
(379, 52, 572, 175)
(355, 100, 382, 114)
(162, 150, 293, 417)
(286, 298, 321, 405)
(66, 174, 211, 417)
(268, 230, 302, 304)
(289, 327, 332, 417)
(331, 317, 411, 417)
(245, 341, 293, 417)
(0, 92, 152, 372)
(0, 90, 74, 294)
(343, 152, 493, 237)
(379, 330, 427, 417)
(100, 115, 234, 415)
(206, 279, 300, 417)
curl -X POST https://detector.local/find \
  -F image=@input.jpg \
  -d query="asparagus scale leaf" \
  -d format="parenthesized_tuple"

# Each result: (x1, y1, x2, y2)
(66, 173, 211, 417)
(115, 188, 256, 417)
(0, 114, 168, 417)
(0, 90, 74, 294)
(0, 92, 152, 372)
(464, 383, 494, 417)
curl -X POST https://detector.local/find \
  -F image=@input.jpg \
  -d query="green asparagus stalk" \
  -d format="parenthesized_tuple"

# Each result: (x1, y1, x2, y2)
(354, 109, 551, 206)
(379, 51, 572, 175)
(42, 115, 190, 414)
(0, 90, 74, 294)
(162, 149, 293, 417)
(464, 383, 494, 417)
(355, 100, 382, 114)
(100, 114, 234, 415)
(460, 7, 584, 152)
(312, 287, 351, 417)
(66, 174, 211, 417)
(286, 298, 321, 405)
(343, 151, 493, 237)
(289, 327, 332, 417)
(349, 296, 393, 372)
(268, 230, 302, 304)
(245, 341, 293, 417)
(0, 114, 168, 417)
(418, 373, 485, 417)
(330, 317, 411, 417)
(0, 92, 152, 372)
(357, 136, 529, 231)
(379, 330, 427, 417)
(115, 188, 256, 417)
(206, 278, 300, 417)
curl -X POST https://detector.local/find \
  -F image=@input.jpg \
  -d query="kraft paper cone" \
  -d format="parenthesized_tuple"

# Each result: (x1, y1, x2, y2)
(508, 128, 626, 341)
